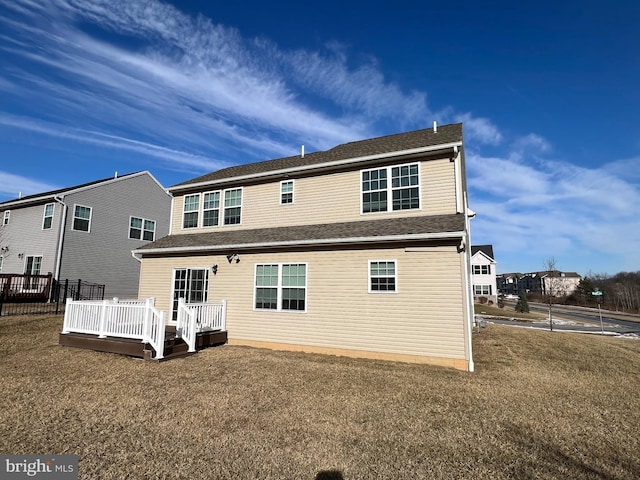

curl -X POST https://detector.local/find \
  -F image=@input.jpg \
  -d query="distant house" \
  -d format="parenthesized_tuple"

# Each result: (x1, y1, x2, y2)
(471, 245, 497, 304)
(0, 172, 171, 298)
(134, 123, 477, 371)
(497, 270, 581, 297)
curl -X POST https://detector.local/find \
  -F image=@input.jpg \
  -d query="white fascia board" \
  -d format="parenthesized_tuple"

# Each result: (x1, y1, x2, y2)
(169, 141, 463, 192)
(133, 230, 466, 256)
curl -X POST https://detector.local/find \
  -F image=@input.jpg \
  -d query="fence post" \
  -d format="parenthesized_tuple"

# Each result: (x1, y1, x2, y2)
(76, 279, 82, 301)
(61, 298, 72, 333)
(143, 298, 151, 344)
(221, 299, 227, 331)
(98, 299, 108, 338)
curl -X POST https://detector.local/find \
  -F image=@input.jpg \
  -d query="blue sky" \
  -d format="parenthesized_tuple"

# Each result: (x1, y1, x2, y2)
(0, 0, 638, 275)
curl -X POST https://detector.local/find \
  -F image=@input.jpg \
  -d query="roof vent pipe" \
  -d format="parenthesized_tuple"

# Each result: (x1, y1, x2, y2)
(114, 171, 118, 178)
(18, 192, 22, 199)
(301, 145, 305, 158)
(433, 121, 437, 133)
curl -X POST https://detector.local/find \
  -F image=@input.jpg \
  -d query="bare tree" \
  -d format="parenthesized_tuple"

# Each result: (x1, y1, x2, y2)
(542, 257, 571, 332)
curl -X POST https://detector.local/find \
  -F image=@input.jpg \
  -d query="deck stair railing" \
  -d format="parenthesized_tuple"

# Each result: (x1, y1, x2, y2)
(176, 298, 227, 353)
(62, 297, 166, 359)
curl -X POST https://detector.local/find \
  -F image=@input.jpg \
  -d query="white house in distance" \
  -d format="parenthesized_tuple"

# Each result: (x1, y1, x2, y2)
(471, 245, 497, 304)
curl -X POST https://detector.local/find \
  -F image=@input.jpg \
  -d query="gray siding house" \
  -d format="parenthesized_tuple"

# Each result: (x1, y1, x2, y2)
(0, 172, 171, 298)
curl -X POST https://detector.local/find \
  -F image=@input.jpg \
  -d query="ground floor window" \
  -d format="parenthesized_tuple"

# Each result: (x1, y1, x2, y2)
(255, 263, 306, 312)
(172, 268, 209, 321)
(474, 285, 492, 295)
(369, 260, 397, 292)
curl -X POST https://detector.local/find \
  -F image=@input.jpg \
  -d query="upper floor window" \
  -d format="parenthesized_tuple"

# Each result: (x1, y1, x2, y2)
(223, 188, 242, 225)
(362, 163, 420, 214)
(42, 203, 54, 229)
(183, 194, 200, 229)
(130, 217, 156, 241)
(203, 191, 220, 227)
(255, 263, 307, 312)
(280, 180, 294, 204)
(3, 211, 9, 225)
(473, 265, 491, 275)
(72, 205, 91, 232)
(369, 260, 397, 293)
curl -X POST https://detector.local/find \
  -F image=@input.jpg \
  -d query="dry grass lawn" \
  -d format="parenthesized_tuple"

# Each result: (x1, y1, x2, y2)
(1, 315, 639, 479)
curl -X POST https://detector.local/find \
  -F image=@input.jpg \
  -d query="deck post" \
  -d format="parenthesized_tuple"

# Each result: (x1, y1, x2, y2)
(98, 299, 108, 338)
(61, 297, 72, 334)
(143, 298, 152, 343)
(221, 299, 227, 331)
(155, 310, 166, 360)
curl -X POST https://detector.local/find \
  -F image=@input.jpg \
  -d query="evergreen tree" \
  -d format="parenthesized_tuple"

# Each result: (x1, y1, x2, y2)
(515, 292, 530, 313)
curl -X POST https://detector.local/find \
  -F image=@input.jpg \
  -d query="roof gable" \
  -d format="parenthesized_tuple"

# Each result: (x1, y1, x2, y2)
(0, 171, 166, 209)
(471, 244, 494, 260)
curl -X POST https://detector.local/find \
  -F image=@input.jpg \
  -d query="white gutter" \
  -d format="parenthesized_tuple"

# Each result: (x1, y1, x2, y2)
(169, 142, 463, 192)
(462, 191, 475, 373)
(133, 230, 466, 256)
(53, 195, 67, 281)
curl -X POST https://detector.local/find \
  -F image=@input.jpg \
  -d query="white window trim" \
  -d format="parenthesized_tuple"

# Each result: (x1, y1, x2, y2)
(368, 259, 398, 294)
(202, 190, 222, 228)
(129, 216, 156, 241)
(474, 285, 492, 295)
(223, 187, 243, 226)
(182, 193, 201, 229)
(71, 204, 92, 232)
(23, 255, 43, 275)
(0, 255, 3, 273)
(3, 210, 9, 225)
(42, 203, 55, 230)
(280, 180, 294, 205)
(253, 262, 308, 313)
(473, 265, 491, 275)
(360, 162, 421, 215)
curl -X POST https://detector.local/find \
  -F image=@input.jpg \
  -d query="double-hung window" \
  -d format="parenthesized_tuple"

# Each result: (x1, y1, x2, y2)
(183, 194, 200, 229)
(224, 188, 242, 225)
(369, 260, 397, 293)
(42, 203, 54, 229)
(473, 265, 491, 275)
(130, 217, 156, 241)
(474, 285, 492, 295)
(72, 205, 91, 232)
(203, 191, 221, 227)
(255, 263, 307, 311)
(362, 163, 420, 213)
(3, 211, 9, 225)
(280, 180, 294, 204)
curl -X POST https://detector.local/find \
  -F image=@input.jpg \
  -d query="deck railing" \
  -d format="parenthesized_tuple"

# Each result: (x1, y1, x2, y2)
(62, 297, 166, 359)
(176, 298, 227, 353)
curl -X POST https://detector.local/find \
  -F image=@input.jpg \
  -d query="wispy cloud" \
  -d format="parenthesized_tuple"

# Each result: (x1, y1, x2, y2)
(454, 113, 503, 145)
(0, 171, 59, 198)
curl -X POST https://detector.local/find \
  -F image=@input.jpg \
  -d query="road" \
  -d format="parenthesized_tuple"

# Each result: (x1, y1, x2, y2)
(481, 301, 640, 335)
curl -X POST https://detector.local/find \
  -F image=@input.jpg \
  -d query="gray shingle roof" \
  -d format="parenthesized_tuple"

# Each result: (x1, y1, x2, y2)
(472, 245, 494, 260)
(136, 214, 465, 254)
(0, 172, 141, 208)
(172, 123, 463, 189)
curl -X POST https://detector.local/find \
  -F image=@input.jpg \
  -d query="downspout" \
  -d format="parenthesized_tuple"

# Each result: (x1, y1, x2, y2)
(53, 195, 67, 281)
(463, 191, 476, 372)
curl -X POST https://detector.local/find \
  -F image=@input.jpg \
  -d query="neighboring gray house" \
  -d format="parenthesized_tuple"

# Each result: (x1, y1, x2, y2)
(0, 172, 171, 298)
(471, 245, 497, 304)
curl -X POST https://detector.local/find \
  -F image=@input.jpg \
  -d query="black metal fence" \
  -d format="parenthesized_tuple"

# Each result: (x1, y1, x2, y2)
(0, 275, 105, 316)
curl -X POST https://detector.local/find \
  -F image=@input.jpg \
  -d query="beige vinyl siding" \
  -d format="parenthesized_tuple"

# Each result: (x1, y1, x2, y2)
(171, 155, 458, 233)
(138, 245, 467, 361)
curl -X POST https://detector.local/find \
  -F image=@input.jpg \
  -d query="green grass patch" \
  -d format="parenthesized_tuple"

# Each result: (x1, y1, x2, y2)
(1, 315, 639, 479)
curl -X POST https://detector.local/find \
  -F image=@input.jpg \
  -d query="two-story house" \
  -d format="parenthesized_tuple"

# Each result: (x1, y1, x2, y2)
(0, 171, 171, 298)
(134, 123, 476, 371)
(471, 245, 497, 304)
